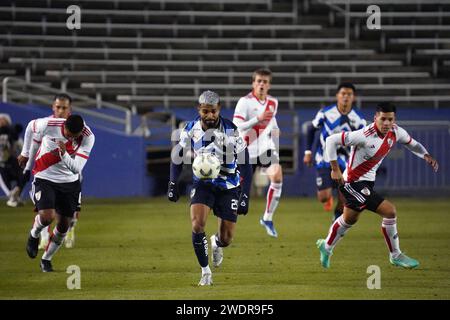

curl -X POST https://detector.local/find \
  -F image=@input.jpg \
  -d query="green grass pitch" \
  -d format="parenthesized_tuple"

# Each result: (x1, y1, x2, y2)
(0, 197, 449, 299)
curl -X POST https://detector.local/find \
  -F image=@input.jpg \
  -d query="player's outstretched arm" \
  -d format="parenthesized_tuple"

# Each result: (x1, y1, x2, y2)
(403, 138, 439, 172)
(303, 122, 318, 167)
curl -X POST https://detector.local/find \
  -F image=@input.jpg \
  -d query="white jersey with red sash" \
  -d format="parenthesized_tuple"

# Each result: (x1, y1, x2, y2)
(31, 118, 94, 183)
(233, 91, 279, 158)
(340, 123, 412, 183)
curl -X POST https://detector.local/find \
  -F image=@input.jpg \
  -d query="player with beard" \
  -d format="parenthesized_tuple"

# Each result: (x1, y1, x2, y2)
(168, 90, 253, 286)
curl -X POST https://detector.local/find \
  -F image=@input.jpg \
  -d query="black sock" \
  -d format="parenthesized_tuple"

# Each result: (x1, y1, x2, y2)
(192, 232, 208, 267)
(215, 233, 225, 247)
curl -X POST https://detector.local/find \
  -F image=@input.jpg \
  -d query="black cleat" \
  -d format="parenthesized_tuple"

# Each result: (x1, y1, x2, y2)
(40, 259, 53, 272)
(26, 235, 39, 259)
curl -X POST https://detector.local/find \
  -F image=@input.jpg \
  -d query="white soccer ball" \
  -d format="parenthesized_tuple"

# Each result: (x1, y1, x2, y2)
(192, 153, 221, 179)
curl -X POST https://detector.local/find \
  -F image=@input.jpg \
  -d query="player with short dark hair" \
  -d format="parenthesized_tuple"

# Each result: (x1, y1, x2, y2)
(18, 93, 80, 249)
(25, 114, 95, 272)
(316, 102, 439, 269)
(304, 82, 366, 220)
(167, 90, 252, 286)
(233, 68, 283, 238)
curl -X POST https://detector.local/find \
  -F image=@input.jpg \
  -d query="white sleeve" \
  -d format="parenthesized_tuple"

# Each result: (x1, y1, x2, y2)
(20, 120, 34, 157)
(395, 125, 428, 158)
(325, 129, 365, 162)
(25, 141, 40, 171)
(342, 129, 366, 147)
(60, 134, 95, 174)
(31, 118, 47, 142)
(311, 109, 325, 128)
(233, 98, 259, 131)
(396, 126, 412, 145)
(324, 133, 343, 162)
(404, 139, 429, 159)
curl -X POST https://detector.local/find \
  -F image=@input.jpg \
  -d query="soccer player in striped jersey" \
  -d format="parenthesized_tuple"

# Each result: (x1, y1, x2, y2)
(18, 94, 79, 249)
(304, 83, 366, 220)
(233, 68, 282, 238)
(168, 90, 252, 286)
(317, 102, 438, 269)
(25, 115, 95, 272)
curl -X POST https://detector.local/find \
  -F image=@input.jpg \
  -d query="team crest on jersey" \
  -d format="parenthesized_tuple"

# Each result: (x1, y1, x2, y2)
(360, 187, 371, 196)
(387, 138, 393, 147)
(35, 191, 41, 201)
(190, 188, 196, 199)
(316, 177, 323, 187)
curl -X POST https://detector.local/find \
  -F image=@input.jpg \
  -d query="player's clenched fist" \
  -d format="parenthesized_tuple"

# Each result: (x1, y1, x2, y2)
(167, 181, 179, 202)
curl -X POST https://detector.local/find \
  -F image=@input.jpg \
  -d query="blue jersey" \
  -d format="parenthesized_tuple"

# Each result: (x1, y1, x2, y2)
(312, 104, 366, 169)
(179, 116, 246, 190)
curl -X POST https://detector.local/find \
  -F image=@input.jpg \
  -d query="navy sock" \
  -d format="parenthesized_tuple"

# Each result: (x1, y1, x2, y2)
(192, 232, 208, 267)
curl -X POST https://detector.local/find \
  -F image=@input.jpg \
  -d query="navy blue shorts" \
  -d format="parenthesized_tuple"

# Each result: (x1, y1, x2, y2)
(190, 181, 239, 223)
(316, 167, 336, 191)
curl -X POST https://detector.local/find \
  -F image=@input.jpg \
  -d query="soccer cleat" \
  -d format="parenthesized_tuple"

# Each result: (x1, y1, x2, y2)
(39, 235, 49, 250)
(65, 227, 75, 248)
(26, 235, 39, 259)
(6, 199, 18, 207)
(198, 273, 212, 286)
(259, 218, 278, 238)
(316, 239, 332, 269)
(40, 259, 54, 272)
(389, 253, 419, 269)
(210, 235, 223, 267)
(323, 197, 334, 212)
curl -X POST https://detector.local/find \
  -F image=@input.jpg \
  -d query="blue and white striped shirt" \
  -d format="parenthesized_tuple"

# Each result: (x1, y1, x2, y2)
(312, 104, 366, 169)
(179, 116, 246, 190)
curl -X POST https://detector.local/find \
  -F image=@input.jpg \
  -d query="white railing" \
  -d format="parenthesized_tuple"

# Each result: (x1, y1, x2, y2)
(2, 77, 132, 135)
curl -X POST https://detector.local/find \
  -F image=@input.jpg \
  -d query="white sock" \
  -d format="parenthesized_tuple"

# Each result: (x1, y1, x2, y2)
(263, 182, 282, 221)
(41, 226, 50, 241)
(201, 265, 211, 275)
(324, 215, 352, 252)
(71, 211, 79, 229)
(42, 227, 66, 261)
(382, 217, 401, 258)
(30, 215, 47, 239)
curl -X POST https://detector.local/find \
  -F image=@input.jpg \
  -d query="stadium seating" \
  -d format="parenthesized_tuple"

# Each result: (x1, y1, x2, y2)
(1, 0, 449, 110)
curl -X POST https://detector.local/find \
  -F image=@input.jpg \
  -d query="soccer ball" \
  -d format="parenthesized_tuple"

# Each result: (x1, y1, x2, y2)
(192, 153, 221, 179)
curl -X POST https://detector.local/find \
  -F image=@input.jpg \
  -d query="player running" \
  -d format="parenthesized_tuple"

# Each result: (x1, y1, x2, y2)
(233, 68, 282, 238)
(304, 83, 366, 220)
(18, 94, 79, 249)
(317, 102, 438, 269)
(168, 90, 252, 286)
(25, 115, 95, 272)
